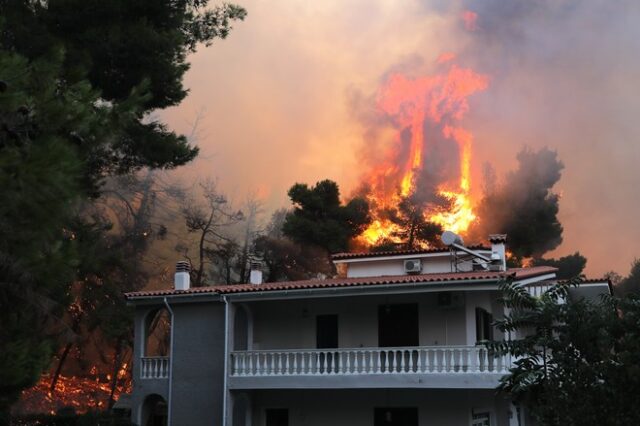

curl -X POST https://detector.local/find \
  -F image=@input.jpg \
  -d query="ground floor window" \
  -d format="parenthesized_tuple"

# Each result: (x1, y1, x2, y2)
(374, 407, 418, 426)
(266, 408, 288, 426)
(471, 411, 491, 426)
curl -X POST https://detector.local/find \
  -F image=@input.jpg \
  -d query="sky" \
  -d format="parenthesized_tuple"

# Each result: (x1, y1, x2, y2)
(160, 0, 640, 277)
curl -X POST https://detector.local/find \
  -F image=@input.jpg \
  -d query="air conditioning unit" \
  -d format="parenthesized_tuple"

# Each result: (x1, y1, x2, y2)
(437, 292, 464, 309)
(403, 259, 422, 274)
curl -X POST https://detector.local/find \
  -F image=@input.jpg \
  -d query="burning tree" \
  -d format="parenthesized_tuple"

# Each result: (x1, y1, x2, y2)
(357, 57, 489, 248)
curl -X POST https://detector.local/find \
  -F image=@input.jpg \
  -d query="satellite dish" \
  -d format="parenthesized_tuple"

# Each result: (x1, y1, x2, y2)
(441, 231, 464, 246)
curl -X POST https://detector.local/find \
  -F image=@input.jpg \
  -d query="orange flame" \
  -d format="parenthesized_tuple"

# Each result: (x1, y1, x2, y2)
(359, 59, 488, 246)
(13, 364, 131, 416)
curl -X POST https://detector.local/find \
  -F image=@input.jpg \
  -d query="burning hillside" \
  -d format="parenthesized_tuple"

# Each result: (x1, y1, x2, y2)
(12, 367, 131, 417)
(357, 56, 489, 247)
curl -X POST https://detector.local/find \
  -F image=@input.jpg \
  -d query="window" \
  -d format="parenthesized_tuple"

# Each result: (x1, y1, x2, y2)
(475, 308, 493, 343)
(265, 409, 288, 426)
(471, 411, 491, 426)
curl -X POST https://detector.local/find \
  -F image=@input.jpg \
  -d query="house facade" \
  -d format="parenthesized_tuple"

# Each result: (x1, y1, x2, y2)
(124, 235, 610, 426)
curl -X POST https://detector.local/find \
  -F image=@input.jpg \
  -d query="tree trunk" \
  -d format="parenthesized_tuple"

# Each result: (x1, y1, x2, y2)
(107, 337, 124, 410)
(50, 342, 73, 392)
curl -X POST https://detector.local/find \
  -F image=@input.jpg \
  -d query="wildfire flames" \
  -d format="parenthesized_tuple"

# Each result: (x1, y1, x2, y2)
(13, 365, 131, 416)
(360, 56, 488, 246)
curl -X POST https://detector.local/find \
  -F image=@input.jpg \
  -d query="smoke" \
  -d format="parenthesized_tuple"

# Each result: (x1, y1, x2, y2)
(159, 0, 640, 276)
(470, 147, 564, 258)
(458, 0, 640, 274)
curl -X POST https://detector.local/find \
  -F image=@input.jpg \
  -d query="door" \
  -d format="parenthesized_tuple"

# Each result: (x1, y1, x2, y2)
(317, 315, 338, 373)
(316, 315, 338, 348)
(374, 407, 418, 426)
(378, 304, 419, 347)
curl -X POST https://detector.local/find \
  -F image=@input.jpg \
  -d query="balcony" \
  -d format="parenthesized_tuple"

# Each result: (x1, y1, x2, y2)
(141, 356, 170, 379)
(229, 346, 511, 390)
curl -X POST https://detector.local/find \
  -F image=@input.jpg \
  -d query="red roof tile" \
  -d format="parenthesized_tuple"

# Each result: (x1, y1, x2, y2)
(124, 266, 557, 300)
(331, 245, 491, 261)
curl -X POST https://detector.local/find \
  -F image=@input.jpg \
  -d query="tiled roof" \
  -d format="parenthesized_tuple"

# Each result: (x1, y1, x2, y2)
(331, 245, 491, 261)
(124, 266, 557, 300)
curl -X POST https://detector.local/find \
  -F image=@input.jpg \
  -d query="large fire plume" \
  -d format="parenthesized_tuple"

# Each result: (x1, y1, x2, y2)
(359, 56, 488, 247)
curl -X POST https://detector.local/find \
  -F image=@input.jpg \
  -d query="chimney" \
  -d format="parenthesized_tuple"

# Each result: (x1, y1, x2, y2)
(249, 261, 263, 285)
(488, 234, 507, 271)
(175, 260, 191, 290)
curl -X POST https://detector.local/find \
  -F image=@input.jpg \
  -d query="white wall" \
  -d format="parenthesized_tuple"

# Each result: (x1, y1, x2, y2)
(249, 389, 511, 426)
(343, 252, 489, 278)
(346, 257, 471, 278)
(248, 292, 503, 350)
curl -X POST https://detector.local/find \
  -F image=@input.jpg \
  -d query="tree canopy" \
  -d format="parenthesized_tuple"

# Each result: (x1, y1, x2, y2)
(490, 277, 640, 425)
(282, 180, 371, 253)
(0, 0, 246, 191)
(0, 0, 246, 416)
(531, 252, 587, 280)
(474, 147, 564, 260)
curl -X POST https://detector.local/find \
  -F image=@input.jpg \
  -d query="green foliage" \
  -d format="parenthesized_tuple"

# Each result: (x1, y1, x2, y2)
(532, 252, 587, 279)
(0, 50, 92, 415)
(0, 0, 246, 189)
(618, 258, 640, 295)
(283, 180, 371, 253)
(475, 147, 564, 259)
(0, 0, 246, 414)
(491, 276, 640, 425)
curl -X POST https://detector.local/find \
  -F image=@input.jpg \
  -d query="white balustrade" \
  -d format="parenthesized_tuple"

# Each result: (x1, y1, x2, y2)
(141, 356, 170, 379)
(230, 346, 511, 377)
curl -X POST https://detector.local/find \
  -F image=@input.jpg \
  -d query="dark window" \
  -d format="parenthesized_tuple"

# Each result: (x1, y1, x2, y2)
(378, 304, 419, 347)
(266, 409, 288, 426)
(475, 308, 494, 343)
(316, 315, 338, 349)
(374, 407, 418, 426)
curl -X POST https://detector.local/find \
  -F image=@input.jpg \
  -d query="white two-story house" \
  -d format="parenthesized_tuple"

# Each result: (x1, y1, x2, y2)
(124, 234, 610, 426)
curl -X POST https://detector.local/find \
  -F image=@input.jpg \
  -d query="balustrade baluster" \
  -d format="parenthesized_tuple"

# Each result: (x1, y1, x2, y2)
(481, 348, 488, 372)
(465, 348, 470, 373)
(375, 351, 381, 373)
(269, 353, 274, 375)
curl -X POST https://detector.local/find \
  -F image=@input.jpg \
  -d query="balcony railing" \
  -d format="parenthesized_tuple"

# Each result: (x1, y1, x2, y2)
(141, 356, 170, 379)
(230, 346, 511, 377)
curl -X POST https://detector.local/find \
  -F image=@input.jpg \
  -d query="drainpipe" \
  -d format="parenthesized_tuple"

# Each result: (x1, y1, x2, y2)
(163, 297, 175, 426)
(222, 295, 230, 426)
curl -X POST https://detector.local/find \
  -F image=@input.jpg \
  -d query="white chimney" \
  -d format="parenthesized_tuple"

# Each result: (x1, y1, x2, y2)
(489, 234, 507, 271)
(174, 260, 191, 290)
(249, 261, 263, 285)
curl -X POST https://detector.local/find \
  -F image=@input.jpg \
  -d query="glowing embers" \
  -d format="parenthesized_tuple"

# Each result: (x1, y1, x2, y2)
(360, 58, 488, 247)
(14, 365, 131, 416)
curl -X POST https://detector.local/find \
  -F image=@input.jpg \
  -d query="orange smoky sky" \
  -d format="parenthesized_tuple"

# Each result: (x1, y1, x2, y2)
(160, 0, 640, 278)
